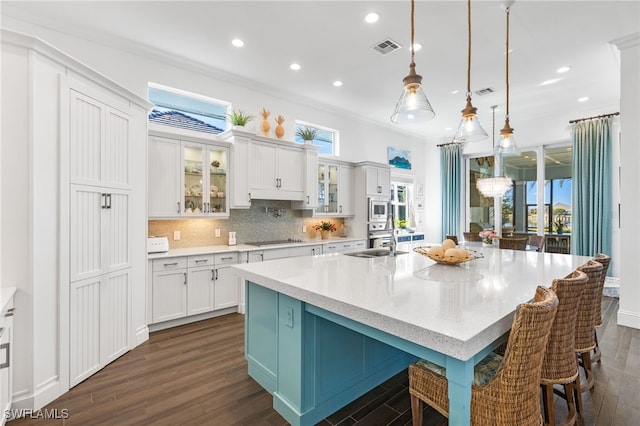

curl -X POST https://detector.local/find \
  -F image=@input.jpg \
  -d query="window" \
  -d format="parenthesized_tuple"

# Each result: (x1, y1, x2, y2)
(391, 182, 413, 229)
(148, 83, 229, 134)
(294, 121, 339, 155)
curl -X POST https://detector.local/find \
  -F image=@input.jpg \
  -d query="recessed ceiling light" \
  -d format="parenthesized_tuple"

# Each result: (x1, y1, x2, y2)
(365, 12, 379, 23)
(445, 127, 453, 131)
(451, 90, 460, 95)
(557, 66, 571, 73)
(290, 63, 301, 71)
(578, 96, 589, 102)
(539, 78, 560, 86)
(333, 80, 343, 87)
(231, 38, 244, 47)
(412, 43, 422, 52)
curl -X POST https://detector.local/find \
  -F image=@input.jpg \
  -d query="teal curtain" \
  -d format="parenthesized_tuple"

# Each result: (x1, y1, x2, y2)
(571, 118, 612, 257)
(440, 144, 463, 240)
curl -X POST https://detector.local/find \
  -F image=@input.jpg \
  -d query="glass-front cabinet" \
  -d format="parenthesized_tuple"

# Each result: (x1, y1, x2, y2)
(183, 142, 228, 216)
(148, 129, 230, 218)
(314, 160, 354, 216)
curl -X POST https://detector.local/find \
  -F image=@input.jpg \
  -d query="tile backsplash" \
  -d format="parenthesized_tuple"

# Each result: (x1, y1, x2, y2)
(148, 200, 347, 249)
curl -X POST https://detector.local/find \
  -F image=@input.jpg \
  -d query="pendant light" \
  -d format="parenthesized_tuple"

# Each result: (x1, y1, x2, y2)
(476, 106, 512, 197)
(453, 0, 488, 143)
(390, 0, 435, 123)
(497, 3, 517, 154)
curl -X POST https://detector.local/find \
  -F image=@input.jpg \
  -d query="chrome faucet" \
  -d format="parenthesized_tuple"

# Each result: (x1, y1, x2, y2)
(387, 213, 397, 256)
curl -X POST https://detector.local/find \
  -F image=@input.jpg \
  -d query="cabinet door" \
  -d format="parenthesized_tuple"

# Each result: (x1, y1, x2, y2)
(183, 142, 206, 215)
(206, 146, 228, 215)
(249, 141, 278, 193)
(230, 136, 251, 208)
(0, 304, 13, 414)
(148, 136, 181, 217)
(152, 269, 187, 323)
(338, 165, 355, 215)
(70, 185, 129, 281)
(214, 266, 238, 310)
(69, 90, 131, 189)
(187, 266, 215, 316)
(377, 167, 391, 197)
(277, 145, 304, 198)
(69, 276, 102, 386)
(100, 269, 130, 365)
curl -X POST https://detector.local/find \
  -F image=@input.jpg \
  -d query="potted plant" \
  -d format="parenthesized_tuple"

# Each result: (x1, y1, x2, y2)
(296, 127, 319, 144)
(313, 221, 337, 239)
(228, 109, 254, 128)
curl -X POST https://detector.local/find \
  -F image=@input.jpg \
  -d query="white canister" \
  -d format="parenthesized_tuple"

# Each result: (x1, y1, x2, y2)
(228, 231, 237, 246)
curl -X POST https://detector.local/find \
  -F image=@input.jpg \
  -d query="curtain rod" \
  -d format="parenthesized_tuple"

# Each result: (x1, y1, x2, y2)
(569, 112, 619, 124)
(436, 141, 462, 148)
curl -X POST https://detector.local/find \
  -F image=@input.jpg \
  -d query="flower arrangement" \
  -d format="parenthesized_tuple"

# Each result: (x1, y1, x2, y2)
(313, 221, 337, 232)
(479, 229, 499, 245)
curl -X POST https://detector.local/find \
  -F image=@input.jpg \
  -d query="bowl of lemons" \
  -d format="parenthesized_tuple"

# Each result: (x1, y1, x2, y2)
(413, 239, 483, 265)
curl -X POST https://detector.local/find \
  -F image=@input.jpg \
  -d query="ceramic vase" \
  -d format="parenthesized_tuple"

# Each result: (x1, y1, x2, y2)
(260, 108, 270, 137)
(321, 230, 329, 240)
(275, 115, 285, 139)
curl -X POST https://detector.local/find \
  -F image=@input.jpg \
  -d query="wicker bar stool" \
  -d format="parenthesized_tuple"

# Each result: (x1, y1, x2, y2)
(408, 286, 559, 426)
(445, 235, 458, 245)
(463, 232, 482, 242)
(499, 237, 528, 251)
(540, 270, 588, 426)
(575, 260, 605, 393)
(528, 235, 546, 252)
(592, 253, 611, 364)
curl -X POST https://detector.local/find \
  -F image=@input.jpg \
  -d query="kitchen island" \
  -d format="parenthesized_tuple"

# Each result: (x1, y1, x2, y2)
(232, 245, 591, 426)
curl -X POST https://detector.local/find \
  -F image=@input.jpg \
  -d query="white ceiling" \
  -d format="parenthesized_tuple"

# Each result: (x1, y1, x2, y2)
(2, 1, 638, 141)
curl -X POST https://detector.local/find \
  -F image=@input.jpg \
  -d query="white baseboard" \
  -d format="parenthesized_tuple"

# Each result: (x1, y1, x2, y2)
(134, 325, 149, 347)
(12, 376, 64, 411)
(617, 309, 640, 329)
(148, 307, 238, 332)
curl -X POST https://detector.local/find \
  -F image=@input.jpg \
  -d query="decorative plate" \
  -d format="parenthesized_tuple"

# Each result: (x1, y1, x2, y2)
(413, 246, 483, 265)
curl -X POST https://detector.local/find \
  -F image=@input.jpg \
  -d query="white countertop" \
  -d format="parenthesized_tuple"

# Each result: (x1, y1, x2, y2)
(147, 237, 367, 260)
(232, 243, 591, 360)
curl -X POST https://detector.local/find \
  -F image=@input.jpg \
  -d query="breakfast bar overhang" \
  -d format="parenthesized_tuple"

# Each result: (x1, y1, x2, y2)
(232, 247, 591, 426)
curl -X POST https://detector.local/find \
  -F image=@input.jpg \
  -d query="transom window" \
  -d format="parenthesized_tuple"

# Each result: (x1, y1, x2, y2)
(148, 83, 229, 134)
(294, 121, 339, 156)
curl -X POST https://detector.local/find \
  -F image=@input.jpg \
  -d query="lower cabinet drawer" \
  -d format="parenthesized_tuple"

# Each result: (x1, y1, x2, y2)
(153, 257, 187, 271)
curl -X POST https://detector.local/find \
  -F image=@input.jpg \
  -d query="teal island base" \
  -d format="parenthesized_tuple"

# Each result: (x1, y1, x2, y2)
(245, 282, 418, 426)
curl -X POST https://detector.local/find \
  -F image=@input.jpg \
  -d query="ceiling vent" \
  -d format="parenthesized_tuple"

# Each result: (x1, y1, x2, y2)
(373, 38, 401, 55)
(474, 87, 495, 96)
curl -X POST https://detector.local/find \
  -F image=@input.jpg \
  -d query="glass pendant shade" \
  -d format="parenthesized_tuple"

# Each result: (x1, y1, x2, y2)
(390, 64, 435, 123)
(453, 99, 488, 142)
(476, 175, 512, 198)
(497, 120, 517, 155)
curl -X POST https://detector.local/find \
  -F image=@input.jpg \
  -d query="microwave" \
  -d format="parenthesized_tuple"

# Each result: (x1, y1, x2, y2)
(369, 198, 389, 221)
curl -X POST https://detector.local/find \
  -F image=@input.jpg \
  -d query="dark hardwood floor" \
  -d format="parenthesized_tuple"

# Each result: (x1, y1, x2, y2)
(9, 296, 639, 425)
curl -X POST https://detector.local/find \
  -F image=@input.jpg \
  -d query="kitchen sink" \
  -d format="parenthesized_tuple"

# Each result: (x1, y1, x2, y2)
(344, 249, 408, 258)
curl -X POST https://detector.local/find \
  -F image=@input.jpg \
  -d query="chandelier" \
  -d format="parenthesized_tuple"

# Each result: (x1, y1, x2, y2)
(476, 106, 512, 198)
(390, 0, 435, 123)
(453, 0, 488, 143)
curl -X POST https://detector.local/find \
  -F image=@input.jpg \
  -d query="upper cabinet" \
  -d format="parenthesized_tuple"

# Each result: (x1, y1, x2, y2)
(303, 160, 354, 217)
(221, 129, 320, 208)
(148, 127, 230, 218)
(364, 163, 391, 198)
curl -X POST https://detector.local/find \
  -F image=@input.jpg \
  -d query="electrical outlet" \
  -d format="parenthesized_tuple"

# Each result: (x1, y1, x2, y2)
(173, 231, 181, 241)
(215, 228, 221, 238)
(302, 225, 307, 233)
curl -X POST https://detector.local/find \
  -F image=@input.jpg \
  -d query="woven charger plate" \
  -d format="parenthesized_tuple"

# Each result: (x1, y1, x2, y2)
(413, 246, 483, 265)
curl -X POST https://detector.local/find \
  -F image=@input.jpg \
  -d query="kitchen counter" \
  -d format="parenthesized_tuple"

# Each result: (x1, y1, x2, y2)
(147, 236, 367, 260)
(233, 243, 591, 426)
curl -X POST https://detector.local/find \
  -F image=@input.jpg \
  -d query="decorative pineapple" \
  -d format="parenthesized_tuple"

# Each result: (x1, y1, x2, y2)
(260, 108, 270, 137)
(275, 115, 285, 139)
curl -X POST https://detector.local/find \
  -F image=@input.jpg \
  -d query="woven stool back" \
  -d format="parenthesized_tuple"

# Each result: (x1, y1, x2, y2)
(499, 237, 528, 251)
(463, 232, 482, 242)
(593, 253, 611, 327)
(575, 260, 604, 351)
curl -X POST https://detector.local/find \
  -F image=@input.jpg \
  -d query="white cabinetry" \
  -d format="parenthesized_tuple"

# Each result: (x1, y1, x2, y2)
(0, 292, 14, 421)
(221, 130, 319, 206)
(338, 165, 356, 215)
(297, 160, 355, 217)
(68, 86, 135, 387)
(249, 140, 304, 200)
(148, 127, 230, 218)
(151, 252, 239, 325)
(2, 29, 150, 407)
(365, 164, 391, 197)
(323, 240, 367, 254)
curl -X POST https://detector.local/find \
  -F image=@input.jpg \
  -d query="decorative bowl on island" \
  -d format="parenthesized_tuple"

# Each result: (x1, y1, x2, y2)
(413, 246, 483, 265)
